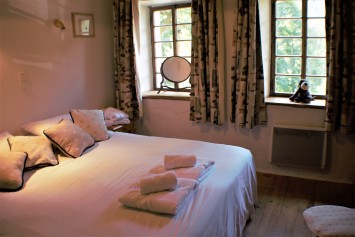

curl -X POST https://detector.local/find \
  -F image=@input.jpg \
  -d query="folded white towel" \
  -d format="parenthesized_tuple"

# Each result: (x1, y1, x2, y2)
(140, 171, 177, 195)
(164, 154, 197, 170)
(119, 178, 197, 215)
(150, 159, 215, 184)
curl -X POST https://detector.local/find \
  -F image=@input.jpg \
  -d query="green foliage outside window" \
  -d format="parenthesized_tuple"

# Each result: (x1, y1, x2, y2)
(273, 0, 326, 96)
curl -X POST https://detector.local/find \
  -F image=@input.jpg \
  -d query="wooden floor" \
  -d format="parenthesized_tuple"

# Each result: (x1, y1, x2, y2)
(243, 173, 355, 237)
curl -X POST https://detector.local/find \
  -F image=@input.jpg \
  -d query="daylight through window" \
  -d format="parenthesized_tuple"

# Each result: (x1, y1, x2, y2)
(271, 0, 326, 97)
(150, 4, 192, 91)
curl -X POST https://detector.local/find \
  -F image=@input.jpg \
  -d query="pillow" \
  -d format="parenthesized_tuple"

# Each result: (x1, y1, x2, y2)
(70, 109, 109, 141)
(8, 136, 58, 170)
(0, 151, 27, 192)
(22, 114, 72, 136)
(44, 119, 95, 158)
(0, 132, 12, 152)
(103, 107, 129, 127)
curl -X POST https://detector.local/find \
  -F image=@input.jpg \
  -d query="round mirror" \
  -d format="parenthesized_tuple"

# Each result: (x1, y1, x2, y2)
(161, 56, 191, 83)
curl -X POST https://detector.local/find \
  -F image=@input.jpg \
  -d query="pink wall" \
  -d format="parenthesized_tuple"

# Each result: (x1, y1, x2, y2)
(0, 0, 115, 134)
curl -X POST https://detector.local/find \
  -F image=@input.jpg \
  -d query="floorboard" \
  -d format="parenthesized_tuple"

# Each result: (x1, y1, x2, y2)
(243, 173, 355, 237)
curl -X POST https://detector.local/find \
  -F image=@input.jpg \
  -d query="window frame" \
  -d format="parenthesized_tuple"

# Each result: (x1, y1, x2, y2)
(270, 0, 326, 99)
(149, 3, 192, 92)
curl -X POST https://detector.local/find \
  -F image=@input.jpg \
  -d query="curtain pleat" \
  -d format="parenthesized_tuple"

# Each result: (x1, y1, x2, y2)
(230, 0, 266, 129)
(190, 0, 225, 125)
(324, 0, 355, 135)
(113, 0, 140, 119)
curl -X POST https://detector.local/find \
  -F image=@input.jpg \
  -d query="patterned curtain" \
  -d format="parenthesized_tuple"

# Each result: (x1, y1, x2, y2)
(230, 0, 266, 129)
(190, 0, 225, 125)
(324, 0, 355, 135)
(113, 0, 140, 119)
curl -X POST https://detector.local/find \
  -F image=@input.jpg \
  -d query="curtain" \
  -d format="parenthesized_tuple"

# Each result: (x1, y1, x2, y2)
(113, 0, 141, 119)
(190, 0, 225, 125)
(230, 0, 266, 129)
(324, 0, 355, 135)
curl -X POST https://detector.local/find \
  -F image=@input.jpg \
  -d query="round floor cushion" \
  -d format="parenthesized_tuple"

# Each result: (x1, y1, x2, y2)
(303, 205, 355, 237)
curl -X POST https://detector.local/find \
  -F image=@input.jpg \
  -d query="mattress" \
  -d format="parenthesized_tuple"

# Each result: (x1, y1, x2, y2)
(0, 132, 257, 237)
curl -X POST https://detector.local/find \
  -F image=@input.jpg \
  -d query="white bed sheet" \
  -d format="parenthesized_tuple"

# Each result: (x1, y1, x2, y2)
(0, 132, 257, 237)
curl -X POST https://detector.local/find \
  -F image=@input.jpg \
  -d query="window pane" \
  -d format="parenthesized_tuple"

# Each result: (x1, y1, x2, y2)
(154, 26, 173, 41)
(155, 74, 162, 88)
(155, 58, 166, 72)
(307, 38, 326, 56)
(164, 79, 175, 88)
(176, 7, 191, 24)
(276, 57, 301, 75)
(276, 38, 302, 56)
(276, 19, 302, 37)
(306, 58, 326, 76)
(177, 24, 191, 40)
(178, 78, 191, 89)
(306, 77, 326, 95)
(177, 41, 191, 57)
(276, 0, 302, 18)
(275, 76, 301, 93)
(307, 19, 325, 37)
(308, 0, 325, 17)
(154, 42, 173, 57)
(153, 10, 172, 26)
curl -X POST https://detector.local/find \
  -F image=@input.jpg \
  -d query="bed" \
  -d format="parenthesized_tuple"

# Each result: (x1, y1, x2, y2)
(0, 117, 256, 237)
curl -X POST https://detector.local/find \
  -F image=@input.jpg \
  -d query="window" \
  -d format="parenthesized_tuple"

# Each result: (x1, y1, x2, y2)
(271, 0, 326, 98)
(150, 4, 192, 91)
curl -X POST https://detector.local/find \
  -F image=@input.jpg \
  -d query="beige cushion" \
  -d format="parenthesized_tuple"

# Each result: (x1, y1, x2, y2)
(70, 109, 109, 141)
(8, 136, 58, 170)
(22, 114, 72, 136)
(0, 151, 27, 191)
(0, 132, 12, 152)
(303, 205, 355, 237)
(44, 119, 95, 158)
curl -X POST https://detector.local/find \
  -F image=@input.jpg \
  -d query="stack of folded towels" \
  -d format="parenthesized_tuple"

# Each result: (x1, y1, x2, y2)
(119, 155, 214, 215)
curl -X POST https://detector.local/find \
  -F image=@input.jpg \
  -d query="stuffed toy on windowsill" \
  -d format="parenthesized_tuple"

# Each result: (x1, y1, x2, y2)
(289, 79, 315, 103)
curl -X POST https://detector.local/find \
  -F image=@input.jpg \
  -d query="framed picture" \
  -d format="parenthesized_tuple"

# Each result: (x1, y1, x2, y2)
(72, 13, 95, 37)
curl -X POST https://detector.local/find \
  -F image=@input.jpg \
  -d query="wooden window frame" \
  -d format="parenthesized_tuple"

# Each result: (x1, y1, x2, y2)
(150, 4, 191, 92)
(270, 0, 326, 99)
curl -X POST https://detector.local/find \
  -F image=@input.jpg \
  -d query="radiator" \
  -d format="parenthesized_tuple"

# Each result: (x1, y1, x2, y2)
(270, 125, 327, 169)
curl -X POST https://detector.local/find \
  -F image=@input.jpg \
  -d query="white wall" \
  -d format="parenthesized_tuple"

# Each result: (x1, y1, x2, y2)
(0, 0, 115, 134)
(134, 0, 355, 184)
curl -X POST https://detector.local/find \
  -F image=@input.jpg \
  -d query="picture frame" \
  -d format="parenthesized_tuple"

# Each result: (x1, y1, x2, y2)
(71, 13, 95, 37)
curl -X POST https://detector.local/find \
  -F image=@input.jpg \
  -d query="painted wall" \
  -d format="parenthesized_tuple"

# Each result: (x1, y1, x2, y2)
(134, 0, 355, 184)
(0, 0, 115, 134)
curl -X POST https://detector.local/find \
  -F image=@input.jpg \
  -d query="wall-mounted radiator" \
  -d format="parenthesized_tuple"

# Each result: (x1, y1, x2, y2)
(270, 125, 327, 170)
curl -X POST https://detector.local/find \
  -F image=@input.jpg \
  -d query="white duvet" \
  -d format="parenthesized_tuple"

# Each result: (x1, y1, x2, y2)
(0, 132, 257, 237)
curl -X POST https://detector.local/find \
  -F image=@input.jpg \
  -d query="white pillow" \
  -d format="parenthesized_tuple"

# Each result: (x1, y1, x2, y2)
(8, 136, 58, 170)
(0, 132, 12, 152)
(22, 114, 72, 136)
(44, 119, 95, 158)
(0, 151, 27, 191)
(70, 109, 109, 141)
(103, 107, 129, 127)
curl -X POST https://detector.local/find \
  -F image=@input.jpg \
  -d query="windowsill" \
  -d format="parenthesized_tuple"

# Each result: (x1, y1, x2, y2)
(142, 92, 325, 108)
(265, 97, 325, 108)
(142, 91, 190, 101)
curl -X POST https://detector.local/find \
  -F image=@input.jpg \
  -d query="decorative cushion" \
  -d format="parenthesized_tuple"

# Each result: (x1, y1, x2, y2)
(0, 132, 12, 152)
(8, 136, 58, 170)
(70, 109, 109, 141)
(22, 114, 72, 136)
(303, 205, 355, 237)
(44, 119, 95, 158)
(0, 151, 27, 191)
